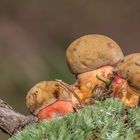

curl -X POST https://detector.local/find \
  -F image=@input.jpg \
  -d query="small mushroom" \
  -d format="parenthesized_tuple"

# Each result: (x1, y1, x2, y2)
(66, 34, 124, 102)
(112, 53, 140, 107)
(26, 81, 81, 120)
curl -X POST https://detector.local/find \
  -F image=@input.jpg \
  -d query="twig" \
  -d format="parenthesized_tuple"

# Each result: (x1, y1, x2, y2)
(0, 99, 38, 136)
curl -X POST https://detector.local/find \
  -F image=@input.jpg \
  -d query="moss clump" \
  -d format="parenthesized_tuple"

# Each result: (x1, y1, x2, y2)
(10, 99, 140, 140)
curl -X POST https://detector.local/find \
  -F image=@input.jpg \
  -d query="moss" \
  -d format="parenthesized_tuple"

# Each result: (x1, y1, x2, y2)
(10, 99, 140, 140)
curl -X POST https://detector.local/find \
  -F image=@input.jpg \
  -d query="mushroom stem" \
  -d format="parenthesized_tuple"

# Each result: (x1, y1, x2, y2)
(37, 100, 74, 120)
(111, 75, 139, 107)
(75, 66, 115, 102)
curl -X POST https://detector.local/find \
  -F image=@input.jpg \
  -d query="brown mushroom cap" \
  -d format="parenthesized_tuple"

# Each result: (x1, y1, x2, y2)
(117, 53, 140, 93)
(66, 34, 124, 74)
(26, 81, 72, 115)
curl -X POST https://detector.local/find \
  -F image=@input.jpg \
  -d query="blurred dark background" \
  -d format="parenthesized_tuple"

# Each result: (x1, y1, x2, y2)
(0, 0, 140, 139)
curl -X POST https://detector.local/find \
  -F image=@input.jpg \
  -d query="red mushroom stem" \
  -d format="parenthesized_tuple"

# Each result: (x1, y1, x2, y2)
(111, 75, 139, 107)
(37, 100, 74, 120)
(74, 65, 115, 102)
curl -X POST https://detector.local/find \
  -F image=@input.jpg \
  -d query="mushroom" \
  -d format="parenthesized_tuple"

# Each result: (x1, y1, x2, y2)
(66, 34, 124, 102)
(112, 53, 140, 107)
(26, 81, 82, 120)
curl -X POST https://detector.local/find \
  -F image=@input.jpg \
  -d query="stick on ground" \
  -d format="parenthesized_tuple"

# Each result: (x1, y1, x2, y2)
(0, 99, 37, 136)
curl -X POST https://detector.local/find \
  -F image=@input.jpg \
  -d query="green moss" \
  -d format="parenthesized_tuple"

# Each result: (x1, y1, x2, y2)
(9, 99, 140, 140)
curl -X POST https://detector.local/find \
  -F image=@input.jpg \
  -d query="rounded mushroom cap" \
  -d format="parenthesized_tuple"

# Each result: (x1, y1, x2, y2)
(117, 53, 140, 93)
(26, 81, 71, 115)
(66, 34, 124, 74)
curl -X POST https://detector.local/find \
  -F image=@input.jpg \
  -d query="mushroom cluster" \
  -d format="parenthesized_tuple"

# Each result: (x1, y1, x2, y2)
(26, 34, 140, 120)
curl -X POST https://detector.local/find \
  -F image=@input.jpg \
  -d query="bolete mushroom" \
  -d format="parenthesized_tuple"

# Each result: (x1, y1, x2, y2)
(26, 81, 81, 120)
(112, 53, 140, 107)
(66, 34, 124, 102)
